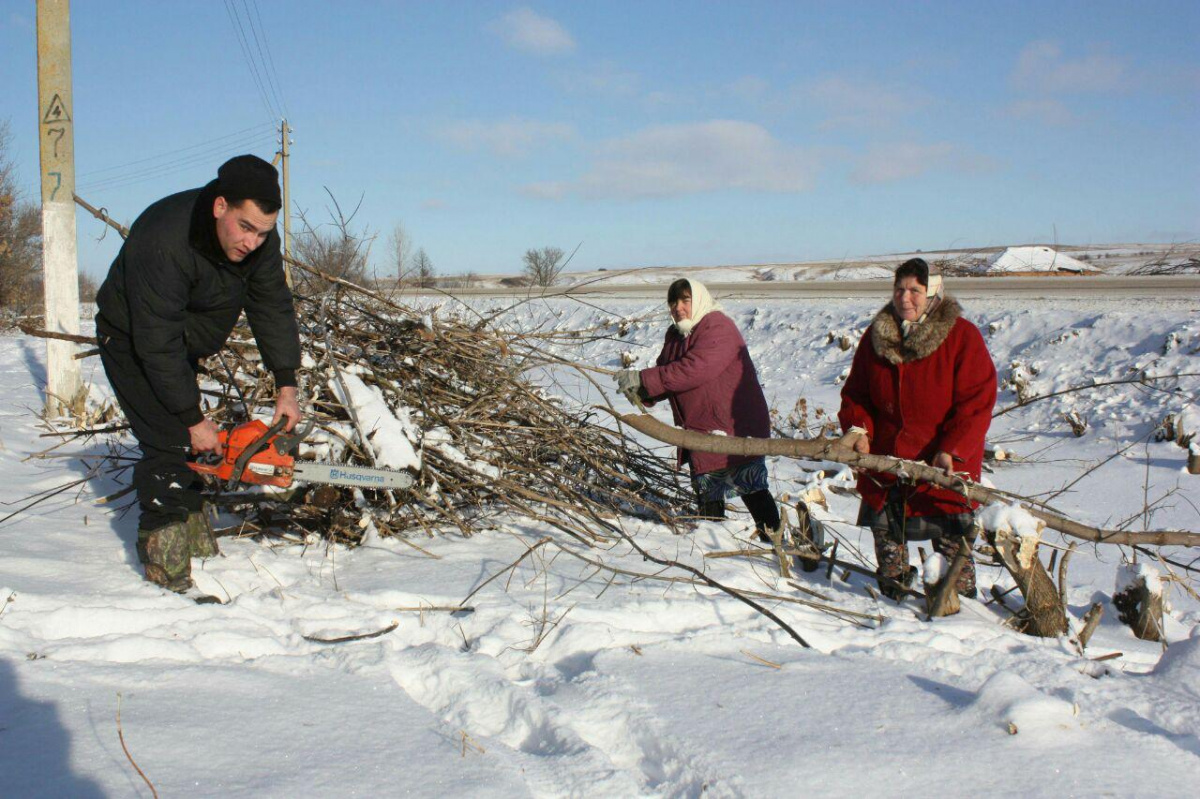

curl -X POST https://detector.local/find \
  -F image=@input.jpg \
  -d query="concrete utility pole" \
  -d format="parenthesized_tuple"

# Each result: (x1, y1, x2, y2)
(36, 0, 84, 417)
(280, 118, 292, 287)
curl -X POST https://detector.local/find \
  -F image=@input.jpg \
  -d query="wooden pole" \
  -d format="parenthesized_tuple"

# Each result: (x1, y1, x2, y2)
(280, 118, 292, 288)
(36, 0, 84, 418)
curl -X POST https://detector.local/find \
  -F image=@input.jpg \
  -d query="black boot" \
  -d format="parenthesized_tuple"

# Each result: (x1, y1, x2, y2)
(697, 499, 727, 520)
(741, 490, 780, 542)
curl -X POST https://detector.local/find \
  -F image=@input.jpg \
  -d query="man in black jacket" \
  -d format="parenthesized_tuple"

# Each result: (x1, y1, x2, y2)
(96, 155, 301, 592)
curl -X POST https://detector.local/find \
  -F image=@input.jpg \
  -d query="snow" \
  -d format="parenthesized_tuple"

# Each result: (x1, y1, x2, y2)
(923, 552, 947, 587)
(985, 246, 1095, 274)
(2, 287, 1200, 795)
(1117, 562, 1165, 598)
(969, 671, 1081, 736)
(978, 501, 1043, 539)
(327, 372, 421, 471)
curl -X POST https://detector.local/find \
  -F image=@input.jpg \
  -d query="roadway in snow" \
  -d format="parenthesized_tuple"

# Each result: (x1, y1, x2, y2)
(418, 275, 1200, 302)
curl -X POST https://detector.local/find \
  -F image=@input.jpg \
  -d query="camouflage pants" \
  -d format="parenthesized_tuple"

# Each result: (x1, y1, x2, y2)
(864, 503, 978, 599)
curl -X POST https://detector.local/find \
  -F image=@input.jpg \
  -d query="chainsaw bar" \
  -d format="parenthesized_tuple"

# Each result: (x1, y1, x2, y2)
(291, 461, 415, 491)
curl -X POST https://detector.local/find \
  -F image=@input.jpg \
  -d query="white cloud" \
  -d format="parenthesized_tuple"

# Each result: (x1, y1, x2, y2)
(420, 198, 447, 211)
(1011, 40, 1128, 93)
(803, 75, 930, 130)
(491, 7, 576, 56)
(851, 142, 994, 184)
(442, 118, 575, 158)
(530, 120, 818, 200)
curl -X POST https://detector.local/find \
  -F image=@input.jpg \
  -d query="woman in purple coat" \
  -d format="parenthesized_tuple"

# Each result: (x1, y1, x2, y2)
(616, 279, 781, 537)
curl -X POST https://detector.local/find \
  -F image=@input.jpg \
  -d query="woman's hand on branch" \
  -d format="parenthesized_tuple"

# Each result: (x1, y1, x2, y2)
(838, 429, 870, 453)
(932, 451, 954, 475)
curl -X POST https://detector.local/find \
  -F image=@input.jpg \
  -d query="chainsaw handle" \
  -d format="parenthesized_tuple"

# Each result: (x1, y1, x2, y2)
(226, 417, 288, 490)
(273, 415, 315, 456)
(189, 451, 224, 478)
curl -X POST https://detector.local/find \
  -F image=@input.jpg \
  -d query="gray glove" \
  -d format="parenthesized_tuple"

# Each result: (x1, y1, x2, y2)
(615, 369, 642, 396)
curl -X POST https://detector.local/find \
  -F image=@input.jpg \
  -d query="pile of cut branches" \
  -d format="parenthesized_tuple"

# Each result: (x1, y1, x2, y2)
(190, 282, 687, 546)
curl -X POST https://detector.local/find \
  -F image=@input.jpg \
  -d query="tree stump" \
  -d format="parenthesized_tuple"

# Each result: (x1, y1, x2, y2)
(791, 500, 823, 573)
(923, 537, 972, 618)
(1113, 566, 1165, 642)
(987, 518, 1068, 637)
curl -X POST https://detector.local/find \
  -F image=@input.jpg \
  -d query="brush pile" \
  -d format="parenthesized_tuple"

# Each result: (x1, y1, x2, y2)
(194, 285, 688, 546)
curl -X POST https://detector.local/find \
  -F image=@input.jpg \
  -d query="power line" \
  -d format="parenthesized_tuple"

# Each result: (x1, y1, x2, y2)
(79, 122, 277, 178)
(78, 132, 278, 193)
(249, 0, 289, 120)
(78, 134, 277, 192)
(223, 0, 278, 122)
(244, 0, 288, 121)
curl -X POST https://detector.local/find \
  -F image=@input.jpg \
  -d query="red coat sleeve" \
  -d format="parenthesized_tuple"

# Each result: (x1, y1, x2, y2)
(936, 321, 997, 459)
(838, 330, 877, 440)
(640, 315, 741, 397)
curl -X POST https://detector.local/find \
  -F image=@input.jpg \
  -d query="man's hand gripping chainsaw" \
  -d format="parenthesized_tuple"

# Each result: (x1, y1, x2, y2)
(188, 417, 414, 492)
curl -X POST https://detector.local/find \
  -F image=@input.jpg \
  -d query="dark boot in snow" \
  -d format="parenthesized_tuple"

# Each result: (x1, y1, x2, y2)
(742, 490, 781, 543)
(878, 566, 916, 601)
(138, 521, 192, 592)
(873, 529, 915, 601)
(697, 499, 727, 520)
(186, 502, 219, 559)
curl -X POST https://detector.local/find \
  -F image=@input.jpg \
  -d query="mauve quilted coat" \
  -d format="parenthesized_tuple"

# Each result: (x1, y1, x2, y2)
(640, 312, 771, 476)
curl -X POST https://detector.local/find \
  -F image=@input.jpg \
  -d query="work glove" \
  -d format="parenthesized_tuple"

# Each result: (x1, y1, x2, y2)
(615, 369, 642, 396)
(614, 369, 647, 409)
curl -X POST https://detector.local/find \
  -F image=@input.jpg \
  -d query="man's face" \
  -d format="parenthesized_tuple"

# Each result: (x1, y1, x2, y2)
(213, 197, 278, 263)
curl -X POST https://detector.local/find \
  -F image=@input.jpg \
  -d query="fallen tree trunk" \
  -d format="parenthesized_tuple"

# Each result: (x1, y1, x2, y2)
(611, 411, 1200, 548)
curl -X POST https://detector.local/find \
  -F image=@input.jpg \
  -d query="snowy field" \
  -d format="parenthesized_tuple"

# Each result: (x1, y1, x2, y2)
(2, 289, 1199, 796)
(480, 242, 1198, 289)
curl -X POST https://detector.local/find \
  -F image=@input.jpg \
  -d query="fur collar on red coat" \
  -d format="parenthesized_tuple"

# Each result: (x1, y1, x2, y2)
(869, 297, 962, 365)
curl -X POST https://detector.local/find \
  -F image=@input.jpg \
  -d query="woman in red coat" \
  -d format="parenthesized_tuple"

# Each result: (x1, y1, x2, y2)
(838, 259, 997, 600)
(616, 279, 782, 539)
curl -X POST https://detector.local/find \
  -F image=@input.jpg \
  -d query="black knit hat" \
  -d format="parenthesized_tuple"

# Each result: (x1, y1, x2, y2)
(216, 155, 281, 209)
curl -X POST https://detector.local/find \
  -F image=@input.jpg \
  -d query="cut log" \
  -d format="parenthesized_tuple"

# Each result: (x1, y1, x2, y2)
(790, 499, 823, 573)
(1074, 602, 1104, 652)
(925, 536, 972, 618)
(1113, 565, 1165, 642)
(988, 518, 1067, 637)
(766, 524, 791, 579)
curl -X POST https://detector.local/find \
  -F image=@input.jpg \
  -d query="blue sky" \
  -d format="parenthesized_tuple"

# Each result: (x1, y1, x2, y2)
(2, 1, 1197, 278)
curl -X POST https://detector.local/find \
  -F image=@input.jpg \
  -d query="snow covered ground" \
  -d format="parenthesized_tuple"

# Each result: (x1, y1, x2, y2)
(2, 288, 1199, 796)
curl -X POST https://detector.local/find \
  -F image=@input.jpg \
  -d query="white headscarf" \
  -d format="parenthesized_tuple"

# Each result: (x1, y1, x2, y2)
(672, 279, 721, 337)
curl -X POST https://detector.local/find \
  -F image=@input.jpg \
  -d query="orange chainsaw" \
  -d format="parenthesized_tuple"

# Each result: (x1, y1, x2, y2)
(188, 417, 414, 492)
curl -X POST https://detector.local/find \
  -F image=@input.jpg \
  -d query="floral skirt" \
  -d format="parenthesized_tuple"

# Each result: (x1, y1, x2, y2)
(691, 457, 769, 503)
